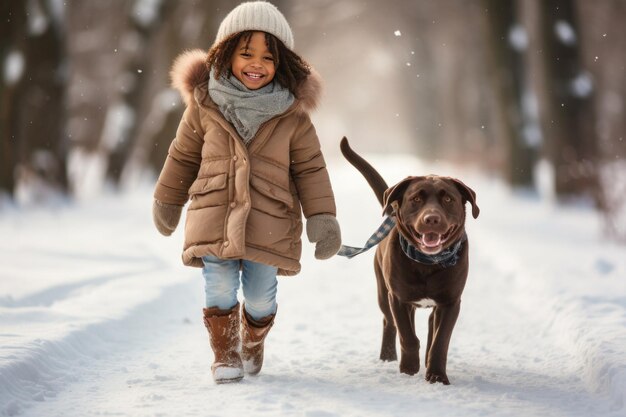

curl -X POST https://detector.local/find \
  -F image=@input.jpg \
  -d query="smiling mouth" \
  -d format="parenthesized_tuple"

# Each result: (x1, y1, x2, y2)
(413, 225, 457, 254)
(244, 72, 265, 81)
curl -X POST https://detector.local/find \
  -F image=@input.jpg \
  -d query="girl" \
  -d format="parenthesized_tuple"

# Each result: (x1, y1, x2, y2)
(152, 1, 341, 384)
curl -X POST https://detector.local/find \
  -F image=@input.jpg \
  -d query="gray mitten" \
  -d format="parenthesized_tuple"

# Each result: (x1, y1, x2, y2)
(306, 214, 342, 259)
(152, 199, 183, 236)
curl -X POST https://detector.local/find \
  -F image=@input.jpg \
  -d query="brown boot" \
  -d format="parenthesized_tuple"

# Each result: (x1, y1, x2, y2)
(203, 303, 244, 384)
(241, 305, 276, 375)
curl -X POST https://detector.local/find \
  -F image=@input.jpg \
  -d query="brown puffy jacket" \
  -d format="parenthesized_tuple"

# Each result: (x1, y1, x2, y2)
(154, 50, 336, 275)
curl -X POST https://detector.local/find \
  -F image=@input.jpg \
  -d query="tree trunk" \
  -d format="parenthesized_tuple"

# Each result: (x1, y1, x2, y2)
(521, 0, 600, 202)
(484, 0, 534, 187)
(0, 0, 68, 197)
(575, 0, 626, 239)
(0, 0, 23, 195)
(125, 0, 223, 180)
(105, 0, 170, 185)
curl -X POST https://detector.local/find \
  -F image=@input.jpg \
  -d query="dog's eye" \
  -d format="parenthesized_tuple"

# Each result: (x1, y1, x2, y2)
(443, 196, 452, 203)
(413, 196, 422, 203)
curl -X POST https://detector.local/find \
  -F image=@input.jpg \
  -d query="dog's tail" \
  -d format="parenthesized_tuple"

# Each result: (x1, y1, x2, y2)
(339, 137, 389, 209)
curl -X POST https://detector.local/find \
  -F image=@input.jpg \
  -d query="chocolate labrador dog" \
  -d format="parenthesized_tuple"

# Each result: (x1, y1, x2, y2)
(340, 137, 479, 385)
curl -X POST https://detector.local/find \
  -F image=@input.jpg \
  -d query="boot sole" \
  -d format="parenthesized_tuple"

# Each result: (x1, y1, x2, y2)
(214, 375, 244, 384)
(212, 364, 244, 384)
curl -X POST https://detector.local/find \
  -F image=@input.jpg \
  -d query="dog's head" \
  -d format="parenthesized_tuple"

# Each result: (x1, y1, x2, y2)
(382, 175, 479, 255)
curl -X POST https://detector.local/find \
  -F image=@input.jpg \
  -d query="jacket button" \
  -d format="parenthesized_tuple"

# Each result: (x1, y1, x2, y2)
(223, 241, 230, 247)
(230, 202, 236, 208)
(233, 156, 238, 161)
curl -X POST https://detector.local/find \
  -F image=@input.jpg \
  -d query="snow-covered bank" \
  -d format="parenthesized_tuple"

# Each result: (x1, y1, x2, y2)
(474, 178, 626, 410)
(0, 191, 190, 416)
(1, 156, 625, 417)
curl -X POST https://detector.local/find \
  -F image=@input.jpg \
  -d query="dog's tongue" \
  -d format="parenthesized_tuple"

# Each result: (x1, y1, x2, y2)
(423, 233, 442, 248)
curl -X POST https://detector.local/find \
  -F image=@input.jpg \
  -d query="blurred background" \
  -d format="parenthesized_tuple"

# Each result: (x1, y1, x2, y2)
(1, 0, 625, 240)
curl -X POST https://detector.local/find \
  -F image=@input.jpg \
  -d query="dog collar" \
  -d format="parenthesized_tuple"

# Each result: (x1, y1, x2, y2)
(398, 232, 465, 268)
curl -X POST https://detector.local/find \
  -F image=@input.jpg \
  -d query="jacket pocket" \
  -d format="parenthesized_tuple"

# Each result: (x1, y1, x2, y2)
(250, 175, 293, 209)
(188, 173, 228, 197)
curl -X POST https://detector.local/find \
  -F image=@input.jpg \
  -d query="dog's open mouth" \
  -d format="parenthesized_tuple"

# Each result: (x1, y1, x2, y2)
(415, 225, 456, 254)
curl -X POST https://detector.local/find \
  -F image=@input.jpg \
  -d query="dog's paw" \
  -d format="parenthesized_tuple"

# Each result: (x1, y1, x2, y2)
(380, 352, 397, 362)
(425, 369, 450, 385)
(379, 347, 397, 362)
(399, 357, 420, 375)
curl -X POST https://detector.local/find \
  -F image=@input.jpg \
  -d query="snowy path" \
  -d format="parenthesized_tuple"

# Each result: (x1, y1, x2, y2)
(1, 156, 625, 417)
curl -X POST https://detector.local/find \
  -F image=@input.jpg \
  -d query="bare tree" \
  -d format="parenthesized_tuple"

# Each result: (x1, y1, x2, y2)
(0, 0, 23, 195)
(576, 0, 626, 240)
(519, 0, 600, 201)
(125, 0, 227, 180)
(105, 0, 171, 185)
(0, 0, 67, 198)
(64, 1, 132, 197)
(396, 0, 503, 170)
(483, 0, 534, 187)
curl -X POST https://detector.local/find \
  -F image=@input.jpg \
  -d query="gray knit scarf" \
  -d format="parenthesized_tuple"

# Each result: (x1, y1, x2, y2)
(208, 70, 294, 144)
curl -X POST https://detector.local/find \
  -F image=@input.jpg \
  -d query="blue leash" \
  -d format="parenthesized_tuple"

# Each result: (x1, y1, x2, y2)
(336, 216, 397, 259)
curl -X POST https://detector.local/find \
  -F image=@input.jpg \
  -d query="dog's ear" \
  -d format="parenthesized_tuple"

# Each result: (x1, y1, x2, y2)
(448, 178, 480, 219)
(382, 176, 423, 216)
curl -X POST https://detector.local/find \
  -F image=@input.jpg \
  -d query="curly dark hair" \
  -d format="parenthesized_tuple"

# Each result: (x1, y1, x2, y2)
(206, 31, 311, 96)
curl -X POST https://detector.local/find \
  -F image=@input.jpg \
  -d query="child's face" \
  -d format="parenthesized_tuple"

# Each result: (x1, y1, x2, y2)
(230, 31, 276, 90)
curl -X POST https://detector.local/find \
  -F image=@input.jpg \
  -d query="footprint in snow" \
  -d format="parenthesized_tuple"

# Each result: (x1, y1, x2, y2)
(594, 258, 614, 275)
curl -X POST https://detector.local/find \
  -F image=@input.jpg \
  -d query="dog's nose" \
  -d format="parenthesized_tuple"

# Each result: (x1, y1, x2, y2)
(423, 213, 441, 225)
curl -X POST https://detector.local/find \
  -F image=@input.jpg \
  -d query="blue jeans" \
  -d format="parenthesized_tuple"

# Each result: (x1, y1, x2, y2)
(201, 255, 278, 320)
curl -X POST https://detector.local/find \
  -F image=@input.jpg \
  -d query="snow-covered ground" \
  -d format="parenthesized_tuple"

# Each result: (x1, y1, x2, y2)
(1, 155, 625, 417)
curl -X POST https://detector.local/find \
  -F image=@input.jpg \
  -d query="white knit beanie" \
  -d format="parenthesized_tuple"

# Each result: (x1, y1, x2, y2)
(214, 1, 294, 49)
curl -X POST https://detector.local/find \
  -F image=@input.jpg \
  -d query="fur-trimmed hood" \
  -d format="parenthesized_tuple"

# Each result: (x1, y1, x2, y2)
(169, 49, 322, 113)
